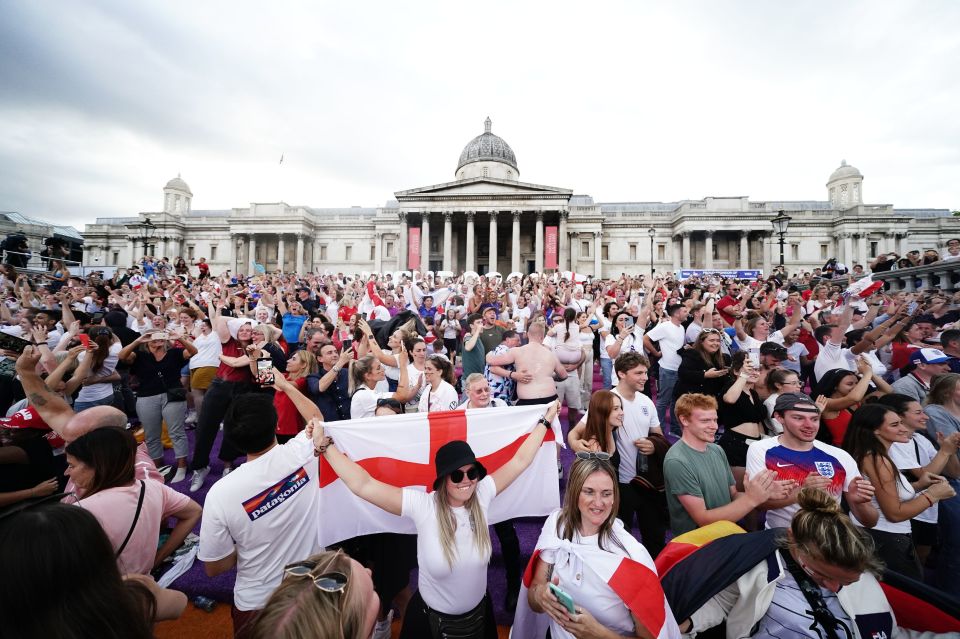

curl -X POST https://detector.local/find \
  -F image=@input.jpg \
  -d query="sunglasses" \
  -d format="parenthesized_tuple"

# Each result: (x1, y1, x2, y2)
(284, 562, 349, 593)
(575, 451, 612, 461)
(449, 466, 480, 483)
(699, 328, 722, 335)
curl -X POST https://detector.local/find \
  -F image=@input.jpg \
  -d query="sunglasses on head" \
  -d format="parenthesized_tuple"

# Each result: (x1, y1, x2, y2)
(575, 451, 612, 461)
(284, 562, 349, 593)
(449, 466, 480, 483)
(699, 328, 721, 335)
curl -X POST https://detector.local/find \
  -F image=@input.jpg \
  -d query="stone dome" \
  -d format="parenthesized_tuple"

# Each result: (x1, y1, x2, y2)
(164, 174, 192, 195)
(828, 160, 862, 183)
(457, 117, 518, 173)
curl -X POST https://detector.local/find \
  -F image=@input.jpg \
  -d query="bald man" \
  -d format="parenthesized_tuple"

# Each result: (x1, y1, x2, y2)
(485, 321, 568, 405)
(16, 347, 163, 483)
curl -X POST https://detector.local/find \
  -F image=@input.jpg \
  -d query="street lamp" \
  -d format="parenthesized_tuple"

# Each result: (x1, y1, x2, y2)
(647, 227, 656, 276)
(127, 216, 157, 262)
(771, 210, 792, 270)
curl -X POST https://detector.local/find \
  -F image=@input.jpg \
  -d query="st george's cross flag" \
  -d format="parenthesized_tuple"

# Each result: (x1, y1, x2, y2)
(317, 404, 561, 547)
(843, 274, 884, 301)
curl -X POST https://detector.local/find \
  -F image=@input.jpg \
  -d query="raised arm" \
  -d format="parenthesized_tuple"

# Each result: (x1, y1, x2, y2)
(15, 347, 75, 434)
(491, 401, 559, 495)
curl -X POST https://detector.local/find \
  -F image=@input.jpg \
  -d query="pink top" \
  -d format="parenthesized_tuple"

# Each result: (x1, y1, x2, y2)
(65, 443, 163, 497)
(80, 479, 193, 574)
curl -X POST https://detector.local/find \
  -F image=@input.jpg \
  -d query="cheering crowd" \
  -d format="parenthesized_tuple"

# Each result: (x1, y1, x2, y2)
(2, 248, 960, 639)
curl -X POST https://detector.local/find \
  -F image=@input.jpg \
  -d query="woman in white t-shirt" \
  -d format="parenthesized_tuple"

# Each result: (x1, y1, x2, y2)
(604, 311, 645, 363)
(310, 402, 559, 638)
(403, 337, 429, 413)
(523, 456, 673, 639)
(348, 349, 417, 419)
(733, 302, 802, 367)
(846, 404, 956, 580)
(188, 319, 222, 421)
(419, 355, 460, 413)
(358, 318, 414, 392)
(74, 328, 122, 412)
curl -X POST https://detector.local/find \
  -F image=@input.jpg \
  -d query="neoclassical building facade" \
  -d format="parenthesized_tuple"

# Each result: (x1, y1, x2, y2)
(82, 119, 956, 277)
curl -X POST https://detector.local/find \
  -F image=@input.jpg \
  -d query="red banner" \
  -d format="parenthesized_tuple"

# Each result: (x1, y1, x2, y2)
(544, 225, 558, 270)
(408, 227, 421, 270)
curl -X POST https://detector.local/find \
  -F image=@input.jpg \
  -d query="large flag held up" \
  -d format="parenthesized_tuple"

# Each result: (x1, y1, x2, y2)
(317, 405, 562, 547)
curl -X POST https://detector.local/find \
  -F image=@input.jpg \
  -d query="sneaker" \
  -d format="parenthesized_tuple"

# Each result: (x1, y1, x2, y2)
(185, 411, 197, 425)
(189, 467, 210, 492)
(371, 610, 393, 639)
(171, 466, 187, 483)
(222, 466, 232, 477)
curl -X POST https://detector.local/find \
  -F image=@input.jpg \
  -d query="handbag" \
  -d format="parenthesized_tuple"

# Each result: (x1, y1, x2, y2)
(425, 595, 488, 639)
(157, 371, 187, 402)
(631, 432, 671, 493)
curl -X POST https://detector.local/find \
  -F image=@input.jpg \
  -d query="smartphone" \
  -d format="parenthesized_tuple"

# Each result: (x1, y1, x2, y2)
(152, 331, 169, 341)
(78, 334, 91, 348)
(0, 332, 32, 354)
(624, 316, 635, 329)
(548, 583, 576, 615)
(256, 357, 275, 385)
(907, 302, 919, 315)
(342, 338, 353, 351)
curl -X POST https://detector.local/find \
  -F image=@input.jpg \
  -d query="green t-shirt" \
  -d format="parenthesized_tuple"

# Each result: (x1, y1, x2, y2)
(663, 440, 735, 536)
(478, 325, 505, 354)
(460, 338, 486, 380)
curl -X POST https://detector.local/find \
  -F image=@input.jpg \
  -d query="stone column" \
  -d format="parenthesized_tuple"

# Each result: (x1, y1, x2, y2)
(248, 235, 257, 274)
(488, 211, 498, 274)
(704, 231, 714, 270)
(739, 231, 750, 269)
(593, 230, 602, 278)
(442, 211, 453, 271)
(373, 232, 383, 273)
(128, 237, 137, 264)
(511, 210, 521, 273)
(681, 232, 691, 268)
(856, 234, 867, 267)
(235, 235, 245, 274)
(295, 234, 305, 274)
(558, 209, 569, 272)
(673, 236, 681, 271)
(761, 232, 772, 275)
(535, 211, 544, 273)
(277, 235, 285, 272)
(421, 212, 431, 272)
(465, 211, 476, 273)
(397, 212, 408, 271)
(312, 237, 321, 272)
(843, 234, 854, 266)
(898, 232, 910, 256)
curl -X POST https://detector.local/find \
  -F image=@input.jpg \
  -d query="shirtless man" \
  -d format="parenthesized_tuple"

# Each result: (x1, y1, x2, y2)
(485, 320, 567, 405)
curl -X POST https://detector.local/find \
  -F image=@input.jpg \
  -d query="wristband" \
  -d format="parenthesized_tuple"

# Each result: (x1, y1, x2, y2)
(537, 417, 551, 428)
(920, 491, 934, 508)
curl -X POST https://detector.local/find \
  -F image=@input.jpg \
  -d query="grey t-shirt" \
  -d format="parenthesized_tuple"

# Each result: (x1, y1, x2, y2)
(663, 440, 735, 535)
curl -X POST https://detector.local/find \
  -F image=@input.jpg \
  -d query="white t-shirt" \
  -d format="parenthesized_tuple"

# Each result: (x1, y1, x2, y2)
(890, 434, 937, 524)
(813, 340, 853, 383)
(406, 363, 426, 410)
(646, 321, 685, 371)
(597, 319, 614, 361)
(735, 331, 784, 368)
(603, 326, 645, 361)
(401, 476, 497, 613)
(746, 437, 861, 529)
(513, 306, 532, 334)
(852, 467, 914, 534)
(456, 397, 509, 410)
(351, 386, 391, 419)
(198, 432, 321, 611)
(419, 379, 461, 413)
(76, 341, 122, 402)
(781, 341, 808, 374)
(611, 389, 660, 484)
(189, 331, 222, 369)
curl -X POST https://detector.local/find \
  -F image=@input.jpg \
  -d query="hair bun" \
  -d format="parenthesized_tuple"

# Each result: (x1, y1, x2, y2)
(796, 487, 841, 515)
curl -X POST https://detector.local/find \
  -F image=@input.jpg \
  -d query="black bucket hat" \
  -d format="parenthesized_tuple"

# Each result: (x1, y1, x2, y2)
(433, 440, 487, 490)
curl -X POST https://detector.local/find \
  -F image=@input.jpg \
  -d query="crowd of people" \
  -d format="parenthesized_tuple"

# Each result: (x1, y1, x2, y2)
(2, 246, 960, 638)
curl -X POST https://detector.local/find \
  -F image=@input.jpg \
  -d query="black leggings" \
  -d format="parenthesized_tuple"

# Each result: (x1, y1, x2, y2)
(189, 378, 258, 471)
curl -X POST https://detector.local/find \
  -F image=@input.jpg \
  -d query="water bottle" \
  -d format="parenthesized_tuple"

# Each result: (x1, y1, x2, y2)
(192, 595, 217, 613)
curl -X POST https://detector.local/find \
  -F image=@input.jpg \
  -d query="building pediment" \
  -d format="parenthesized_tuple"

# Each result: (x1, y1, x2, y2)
(395, 176, 572, 203)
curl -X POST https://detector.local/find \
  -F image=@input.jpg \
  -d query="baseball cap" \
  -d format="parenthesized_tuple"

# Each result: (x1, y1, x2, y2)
(909, 348, 951, 365)
(773, 392, 819, 415)
(759, 342, 788, 360)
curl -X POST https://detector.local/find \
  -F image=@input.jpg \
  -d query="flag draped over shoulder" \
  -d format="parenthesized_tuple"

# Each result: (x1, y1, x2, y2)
(511, 511, 680, 639)
(317, 405, 561, 547)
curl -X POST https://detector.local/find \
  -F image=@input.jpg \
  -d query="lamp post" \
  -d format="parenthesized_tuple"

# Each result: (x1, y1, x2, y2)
(127, 216, 157, 262)
(771, 210, 792, 271)
(647, 227, 656, 276)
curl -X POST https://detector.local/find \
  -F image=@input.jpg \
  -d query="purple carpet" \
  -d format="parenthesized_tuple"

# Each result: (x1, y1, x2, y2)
(161, 363, 653, 626)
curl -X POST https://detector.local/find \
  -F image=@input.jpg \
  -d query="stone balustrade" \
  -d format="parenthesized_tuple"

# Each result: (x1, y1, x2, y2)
(870, 260, 960, 292)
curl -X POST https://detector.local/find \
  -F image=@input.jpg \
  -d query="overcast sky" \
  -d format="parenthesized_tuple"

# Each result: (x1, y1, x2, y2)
(1, 0, 958, 229)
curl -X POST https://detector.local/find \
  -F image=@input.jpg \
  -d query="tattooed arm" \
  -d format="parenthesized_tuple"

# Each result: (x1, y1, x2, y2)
(15, 346, 76, 434)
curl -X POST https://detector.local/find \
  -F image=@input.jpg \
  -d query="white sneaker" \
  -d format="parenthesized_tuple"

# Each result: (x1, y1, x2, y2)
(171, 466, 187, 483)
(184, 411, 197, 425)
(222, 466, 232, 477)
(189, 467, 210, 492)
(372, 610, 393, 639)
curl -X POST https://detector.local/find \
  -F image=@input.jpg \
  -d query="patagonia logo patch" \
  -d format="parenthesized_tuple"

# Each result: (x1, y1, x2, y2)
(243, 467, 309, 521)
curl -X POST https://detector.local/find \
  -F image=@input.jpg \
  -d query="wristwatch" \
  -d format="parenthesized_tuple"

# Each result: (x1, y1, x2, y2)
(537, 417, 551, 428)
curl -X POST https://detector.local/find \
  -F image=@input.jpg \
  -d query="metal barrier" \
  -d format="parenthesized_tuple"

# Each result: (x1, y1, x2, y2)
(1, 250, 85, 278)
(870, 260, 960, 292)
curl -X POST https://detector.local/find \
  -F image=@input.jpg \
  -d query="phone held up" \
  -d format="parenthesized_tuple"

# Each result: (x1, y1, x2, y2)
(256, 357, 275, 386)
(548, 582, 576, 615)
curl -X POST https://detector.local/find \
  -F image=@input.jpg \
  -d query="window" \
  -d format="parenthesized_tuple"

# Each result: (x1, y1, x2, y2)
(370, 244, 376, 260)
(869, 241, 878, 258)
(506, 170, 513, 180)
(602, 244, 609, 261)
(712, 243, 720, 260)
(629, 244, 637, 261)
(482, 167, 488, 178)
(386, 241, 395, 258)
(320, 245, 328, 261)
(430, 237, 439, 253)
(657, 244, 666, 260)
(210, 245, 217, 261)
(187, 246, 194, 260)
(345, 245, 352, 261)
(790, 243, 799, 261)
(111, 251, 118, 266)
(581, 241, 590, 258)
(820, 243, 829, 260)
